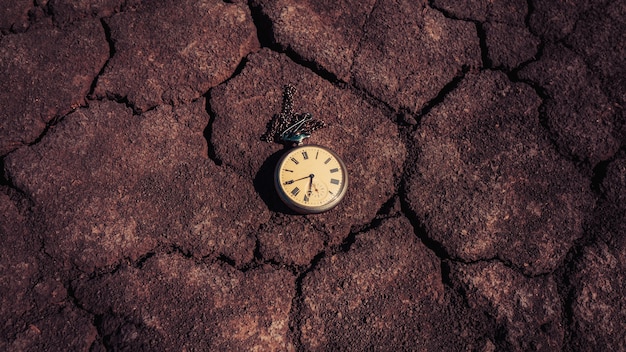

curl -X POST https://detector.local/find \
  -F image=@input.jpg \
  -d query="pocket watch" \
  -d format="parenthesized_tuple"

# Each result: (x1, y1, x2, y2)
(274, 144, 348, 214)
(262, 85, 348, 214)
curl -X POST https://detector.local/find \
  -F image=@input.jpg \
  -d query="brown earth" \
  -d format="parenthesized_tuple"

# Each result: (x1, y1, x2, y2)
(1, 0, 624, 351)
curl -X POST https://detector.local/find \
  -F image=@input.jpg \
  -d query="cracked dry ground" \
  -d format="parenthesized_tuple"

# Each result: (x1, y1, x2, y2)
(1, 0, 625, 351)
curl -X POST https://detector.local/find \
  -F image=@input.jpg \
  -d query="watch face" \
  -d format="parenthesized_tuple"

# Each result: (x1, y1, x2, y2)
(275, 145, 348, 214)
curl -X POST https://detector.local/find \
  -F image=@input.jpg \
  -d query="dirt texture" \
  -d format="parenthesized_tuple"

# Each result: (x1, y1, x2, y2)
(0, 19, 108, 155)
(0, 0, 32, 33)
(1, 0, 624, 351)
(92, 0, 259, 113)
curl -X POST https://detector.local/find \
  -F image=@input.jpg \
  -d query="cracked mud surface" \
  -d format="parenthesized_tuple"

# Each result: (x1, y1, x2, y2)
(1, 0, 624, 350)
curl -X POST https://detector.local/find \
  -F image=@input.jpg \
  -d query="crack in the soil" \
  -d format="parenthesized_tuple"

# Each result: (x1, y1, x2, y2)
(134, 251, 157, 269)
(216, 254, 237, 268)
(346, 0, 382, 82)
(590, 158, 613, 194)
(475, 21, 493, 69)
(91, 313, 113, 351)
(87, 18, 115, 99)
(508, 39, 545, 78)
(0, 158, 9, 187)
(0, 157, 29, 194)
(246, 0, 403, 129)
(6, 17, 124, 154)
(201, 54, 257, 170)
(427, 0, 459, 20)
(247, 0, 343, 86)
(504, 73, 611, 195)
(341, 195, 400, 251)
(524, 0, 535, 35)
(550, 207, 606, 352)
(247, 0, 276, 50)
(395, 84, 563, 282)
(26, 114, 64, 148)
(284, 46, 343, 86)
(287, 250, 326, 351)
(508, 43, 621, 180)
(413, 66, 469, 128)
(510, 66, 587, 169)
(203, 91, 224, 167)
(283, 192, 401, 350)
(166, 243, 194, 260)
(554, 253, 581, 352)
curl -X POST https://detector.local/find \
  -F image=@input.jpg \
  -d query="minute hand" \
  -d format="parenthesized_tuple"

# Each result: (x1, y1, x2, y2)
(284, 174, 314, 185)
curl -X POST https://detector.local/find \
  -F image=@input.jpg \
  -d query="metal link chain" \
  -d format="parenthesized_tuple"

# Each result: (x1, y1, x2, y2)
(261, 85, 327, 145)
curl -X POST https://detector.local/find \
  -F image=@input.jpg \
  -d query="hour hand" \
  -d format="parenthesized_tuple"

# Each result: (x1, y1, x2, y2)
(307, 174, 314, 196)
